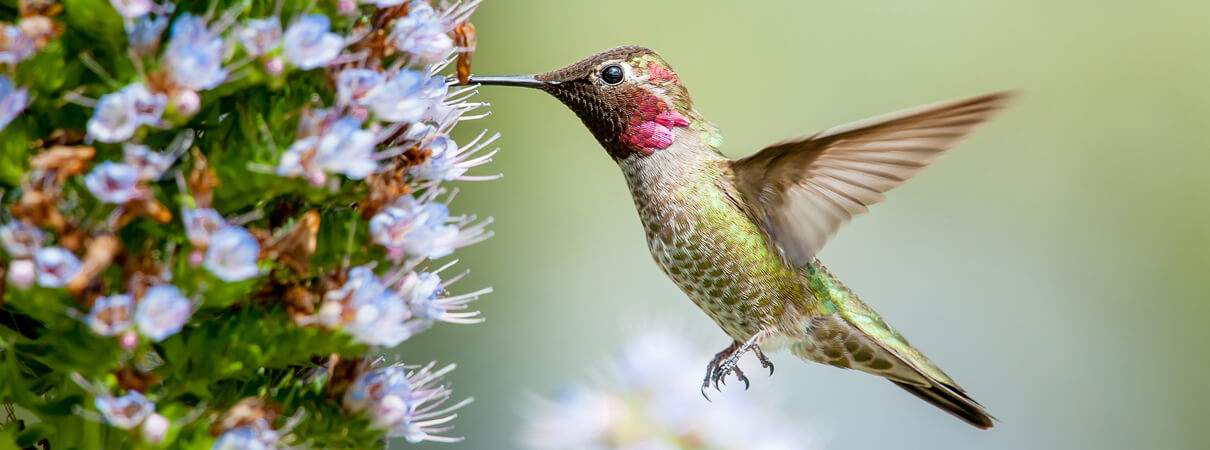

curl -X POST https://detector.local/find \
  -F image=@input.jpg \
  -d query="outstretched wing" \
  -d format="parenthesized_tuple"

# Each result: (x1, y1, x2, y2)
(730, 92, 1013, 267)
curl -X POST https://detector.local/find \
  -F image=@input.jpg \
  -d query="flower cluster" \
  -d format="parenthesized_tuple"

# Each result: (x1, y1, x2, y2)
(522, 330, 810, 450)
(343, 361, 470, 443)
(0, 1, 493, 448)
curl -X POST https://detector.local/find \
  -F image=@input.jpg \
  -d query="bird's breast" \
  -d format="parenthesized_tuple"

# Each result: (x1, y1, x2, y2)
(618, 141, 808, 341)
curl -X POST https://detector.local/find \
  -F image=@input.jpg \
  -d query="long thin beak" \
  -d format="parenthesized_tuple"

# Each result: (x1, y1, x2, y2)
(465, 75, 556, 88)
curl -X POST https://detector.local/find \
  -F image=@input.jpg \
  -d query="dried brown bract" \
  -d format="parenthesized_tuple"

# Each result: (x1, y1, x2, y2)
(454, 21, 477, 85)
(262, 211, 321, 275)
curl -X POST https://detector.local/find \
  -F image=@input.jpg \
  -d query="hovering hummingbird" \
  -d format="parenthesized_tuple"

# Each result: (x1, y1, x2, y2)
(467, 46, 1010, 429)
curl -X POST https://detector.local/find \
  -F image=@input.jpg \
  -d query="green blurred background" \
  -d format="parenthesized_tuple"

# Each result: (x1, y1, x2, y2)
(399, 0, 1210, 448)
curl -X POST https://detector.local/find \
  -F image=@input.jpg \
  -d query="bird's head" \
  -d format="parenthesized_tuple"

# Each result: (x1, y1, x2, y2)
(469, 46, 718, 159)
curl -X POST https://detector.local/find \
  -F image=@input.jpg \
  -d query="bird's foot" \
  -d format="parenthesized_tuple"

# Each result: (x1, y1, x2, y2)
(699, 334, 775, 401)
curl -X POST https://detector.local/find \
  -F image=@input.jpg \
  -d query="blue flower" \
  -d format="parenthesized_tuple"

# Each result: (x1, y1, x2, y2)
(282, 15, 343, 70)
(391, 3, 454, 64)
(0, 221, 44, 258)
(237, 17, 282, 58)
(336, 68, 385, 106)
(87, 293, 135, 336)
(320, 265, 422, 346)
(88, 91, 140, 143)
(109, 0, 155, 19)
(0, 25, 35, 65)
(122, 83, 167, 127)
(33, 247, 81, 287)
(212, 426, 277, 450)
(367, 69, 438, 123)
(123, 143, 174, 181)
(96, 391, 154, 430)
(409, 136, 464, 181)
(163, 14, 228, 91)
(398, 270, 485, 325)
(204, 226, 261, 282)
(127, 14, 170, 56)
(343, 362, 467, 442)
(0, 74, 28, 132)
(134, 284, 192, 341)
(278, 116, 377, 184)
(84, 161, 141, 204)
(183, 208, 227, 247)
(369, 195, 489, 260)
(316, 116, 377, 179)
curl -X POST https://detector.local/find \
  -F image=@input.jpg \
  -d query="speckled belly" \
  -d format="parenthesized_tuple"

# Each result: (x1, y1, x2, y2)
(631, 179, 808, 342)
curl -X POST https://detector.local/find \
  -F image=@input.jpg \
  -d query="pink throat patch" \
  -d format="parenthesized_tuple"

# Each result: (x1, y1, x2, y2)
(621, 93, 690, 155)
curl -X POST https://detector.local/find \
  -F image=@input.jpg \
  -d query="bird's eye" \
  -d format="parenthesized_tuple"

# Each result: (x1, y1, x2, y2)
(600, 65, 625, 85)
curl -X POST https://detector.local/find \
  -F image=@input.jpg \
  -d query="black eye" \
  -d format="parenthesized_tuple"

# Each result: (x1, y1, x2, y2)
(600, 65, 625, 85)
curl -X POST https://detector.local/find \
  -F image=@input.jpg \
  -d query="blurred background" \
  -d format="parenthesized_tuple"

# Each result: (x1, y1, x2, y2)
(399, 0, 1210, 448)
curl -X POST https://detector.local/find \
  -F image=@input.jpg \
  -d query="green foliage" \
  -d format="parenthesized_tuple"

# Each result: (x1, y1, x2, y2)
(0, 0, 489, 448)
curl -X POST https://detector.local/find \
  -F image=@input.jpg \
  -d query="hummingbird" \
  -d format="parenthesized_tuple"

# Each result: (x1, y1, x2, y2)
(467, 45, 1010, 429)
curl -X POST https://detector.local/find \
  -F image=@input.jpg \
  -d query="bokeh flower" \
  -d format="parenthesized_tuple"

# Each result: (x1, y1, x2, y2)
(391, 2, 454, 64)
(33, 247, 81, 288)
(343, 362, 468, 443)
(84, 161, 141, 204)
(163, 14, 228, 91)
(0, 74, 28, 132)
(282, 14, 343, 70)
(123, 143, 174, 181)
(522, 329, 810, 450)
(0, 221, 45, 258)
(212, 426, 278, 450)
(87, 294, 135, 336)
(88, 90, 140, 143)
(96, 391, 155, 430)
(0, 24, 35, 65)
(109, 0, 156, 19)
(367, 69, 441, 123)
(204, 225, 261, 282)
(237, 17, 282, 58)
(134, 284, 192, 341)
(369, 194, 491, 260)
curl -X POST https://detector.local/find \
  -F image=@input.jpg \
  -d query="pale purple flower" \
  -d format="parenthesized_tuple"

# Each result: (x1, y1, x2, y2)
(0, 221, 44, 258)
(336, 68, 385, 106)
(7, 259, 34, 289)
(0, 74, 28, 132)
(0, 25, 35, 65)
(109, 0, 155, 19)
(364, 0, 406, 7)
(398, 270, 484, 324)
(237, 17, 281, 57)
(369, 195, 491, 259)
(141, 413, 169, 444)
(212, 425, 278, 450)
(322, 266, 423, 346)
(343, 362, 467, 443)
(127, 14, 170, 56)
(87, 294, 135, 336)
(122, 83, 167, 127)
(282, 15, 343, 70)
(204, 226, 261, 282)
(276, 136, 324, 184)
(134, 284, 192, 341)
(84, 161, 141, 204)
(368, 69, 438, 123)
(96, 391, 154, 430)
(163, 14, 228, 90)
(88, 91, 139, 143)
(182, 207, 226, 247)
(409, 134, 497, 183)
(315, 116, 377, 179)
(33, 247, 81, 287)
(123, 143, 174, 181)
(391, 3, 454, 64)
(278, 116, 377, 184)
(419, 74, 452, 121)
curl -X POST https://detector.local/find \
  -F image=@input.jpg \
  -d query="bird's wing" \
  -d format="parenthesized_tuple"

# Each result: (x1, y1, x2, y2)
(729, 92, 1013, 267)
